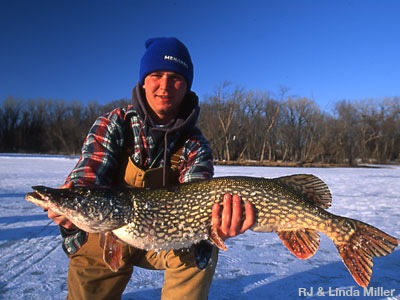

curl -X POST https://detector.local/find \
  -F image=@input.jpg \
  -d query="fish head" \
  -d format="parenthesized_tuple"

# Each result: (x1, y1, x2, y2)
(25, 185, 80, 214)
(25, 185, 134, 233)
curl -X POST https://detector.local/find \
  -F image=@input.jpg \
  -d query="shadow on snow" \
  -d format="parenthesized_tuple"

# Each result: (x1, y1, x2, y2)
(121, 251, 400, 300)
(0, 224, 59, 241)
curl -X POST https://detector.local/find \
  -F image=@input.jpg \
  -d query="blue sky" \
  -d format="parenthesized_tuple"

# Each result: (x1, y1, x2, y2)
(1, 0, 399, 111)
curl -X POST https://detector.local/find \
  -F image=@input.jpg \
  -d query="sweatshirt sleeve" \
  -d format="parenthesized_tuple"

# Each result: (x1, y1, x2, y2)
(65, 108, 126, 186)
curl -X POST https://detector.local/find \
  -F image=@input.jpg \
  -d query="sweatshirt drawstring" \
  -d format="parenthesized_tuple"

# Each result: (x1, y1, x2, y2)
(162, 132, 169, 187)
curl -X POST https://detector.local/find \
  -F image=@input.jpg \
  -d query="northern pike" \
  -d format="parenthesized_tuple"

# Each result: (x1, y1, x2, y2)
(25, 174, 398, 287)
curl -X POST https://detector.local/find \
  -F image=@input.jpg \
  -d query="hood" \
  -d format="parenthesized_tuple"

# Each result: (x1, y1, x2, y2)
(130, 83, 201, 186)
(131, 82, 200, 136)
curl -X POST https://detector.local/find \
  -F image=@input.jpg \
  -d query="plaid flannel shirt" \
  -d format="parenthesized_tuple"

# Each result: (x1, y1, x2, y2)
(60, 103, 214, 255)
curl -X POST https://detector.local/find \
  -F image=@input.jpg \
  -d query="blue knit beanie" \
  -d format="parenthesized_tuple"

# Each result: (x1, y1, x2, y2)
(139, 37, 194, 90)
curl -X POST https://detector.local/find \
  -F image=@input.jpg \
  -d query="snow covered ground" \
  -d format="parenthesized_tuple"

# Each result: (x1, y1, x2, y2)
(0, 155, 399, 300)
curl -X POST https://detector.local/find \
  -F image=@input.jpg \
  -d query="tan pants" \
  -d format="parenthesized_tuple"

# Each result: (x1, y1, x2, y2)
(67, 233, 218, 300)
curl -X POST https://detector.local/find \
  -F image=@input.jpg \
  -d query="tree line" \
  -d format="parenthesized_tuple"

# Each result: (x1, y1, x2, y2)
(1, 86, 399, 166)
(0, 97, 129, 155)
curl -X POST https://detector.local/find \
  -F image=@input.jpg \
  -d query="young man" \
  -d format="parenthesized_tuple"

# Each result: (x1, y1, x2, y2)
(47, 37, 255, 300)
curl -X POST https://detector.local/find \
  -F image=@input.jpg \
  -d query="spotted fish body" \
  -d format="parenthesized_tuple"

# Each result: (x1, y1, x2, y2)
(26, 174, 398, 287)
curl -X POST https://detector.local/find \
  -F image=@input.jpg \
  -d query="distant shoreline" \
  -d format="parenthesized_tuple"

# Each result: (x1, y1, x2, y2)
(214, 160, 399, 168)
(1, 153, 398, 168)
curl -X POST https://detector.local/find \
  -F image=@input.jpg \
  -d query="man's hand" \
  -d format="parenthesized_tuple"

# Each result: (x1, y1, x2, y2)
(211, 193, 255, 240)
(46, 181, 78, 230)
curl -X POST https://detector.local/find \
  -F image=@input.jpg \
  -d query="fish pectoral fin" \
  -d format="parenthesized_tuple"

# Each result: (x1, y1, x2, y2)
(276, 229, 320, 259)
(100, 232, 124, 272)
(209, 226, 227, 251)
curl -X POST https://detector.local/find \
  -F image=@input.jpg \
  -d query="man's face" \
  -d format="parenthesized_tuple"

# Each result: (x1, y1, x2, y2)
(143, 71, 187, 124)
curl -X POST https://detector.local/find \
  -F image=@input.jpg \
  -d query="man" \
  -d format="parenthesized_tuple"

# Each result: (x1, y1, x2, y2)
(47, 37, 255, 300)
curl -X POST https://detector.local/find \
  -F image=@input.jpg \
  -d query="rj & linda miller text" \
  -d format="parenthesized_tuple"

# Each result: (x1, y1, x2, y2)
(298, 286, 396, 297)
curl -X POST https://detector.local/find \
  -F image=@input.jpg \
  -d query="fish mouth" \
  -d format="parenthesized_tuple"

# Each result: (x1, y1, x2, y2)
(31, 185, 52, 195)
(25, 190, 49, 209)
(32, 185, 70, 198)
(25, 186, 73, 212)
(25, 186, 61, 207)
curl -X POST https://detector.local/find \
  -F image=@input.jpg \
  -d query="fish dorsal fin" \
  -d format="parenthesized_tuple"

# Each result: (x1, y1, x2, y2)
(277, 229, 320, 259)
(273, 174, 332, 209)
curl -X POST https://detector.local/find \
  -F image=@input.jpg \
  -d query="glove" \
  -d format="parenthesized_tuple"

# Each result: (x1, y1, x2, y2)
(194, 240, 214, 269)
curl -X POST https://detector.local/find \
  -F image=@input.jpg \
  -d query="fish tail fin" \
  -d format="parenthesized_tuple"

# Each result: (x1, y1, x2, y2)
(334, 220, 398, 287)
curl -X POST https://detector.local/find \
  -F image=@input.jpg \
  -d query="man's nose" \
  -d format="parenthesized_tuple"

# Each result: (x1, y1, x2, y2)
(159, 75, 173, 89)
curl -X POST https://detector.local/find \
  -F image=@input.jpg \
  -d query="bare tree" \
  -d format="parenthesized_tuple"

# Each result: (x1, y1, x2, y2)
(200, 82, 244, 161)
(0, 97, 23, 151)
(333, 100, 361, 166)
(280, 97, 321, 163)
